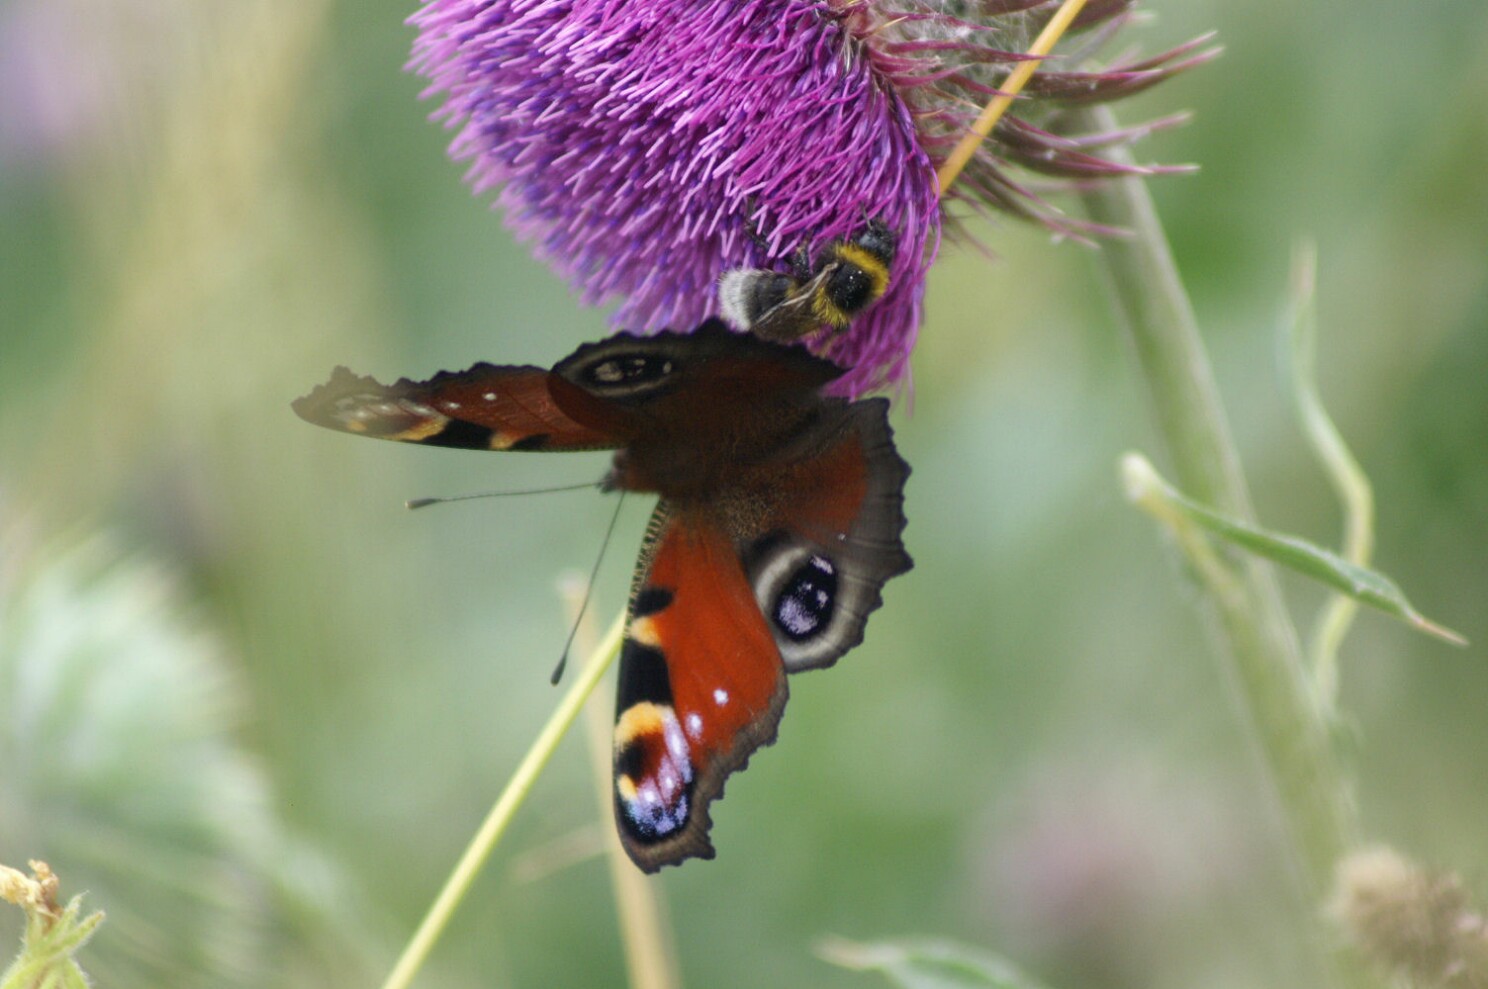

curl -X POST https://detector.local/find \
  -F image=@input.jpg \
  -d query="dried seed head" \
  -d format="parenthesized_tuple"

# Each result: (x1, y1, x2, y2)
(1332, 846, 1488, 988)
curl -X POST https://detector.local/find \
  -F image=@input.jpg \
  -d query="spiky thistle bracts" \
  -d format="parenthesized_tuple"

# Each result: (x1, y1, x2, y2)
(839, 0, 1219, 241)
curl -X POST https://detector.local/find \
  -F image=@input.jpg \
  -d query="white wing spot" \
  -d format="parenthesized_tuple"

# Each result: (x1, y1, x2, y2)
(442, 401, 461, 411)
(482, 392, 497, 402)
(686, 713, 702, 738)
(713, 688, 728, 706)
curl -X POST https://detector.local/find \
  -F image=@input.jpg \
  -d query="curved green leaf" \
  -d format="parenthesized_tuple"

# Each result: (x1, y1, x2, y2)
(1122, 454, 1465, 646)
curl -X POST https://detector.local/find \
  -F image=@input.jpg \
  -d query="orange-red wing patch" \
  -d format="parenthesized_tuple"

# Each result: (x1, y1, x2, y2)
(767, 428, 871, 539)
(292, 363, 624, 452)
(612, 506, 787, 872)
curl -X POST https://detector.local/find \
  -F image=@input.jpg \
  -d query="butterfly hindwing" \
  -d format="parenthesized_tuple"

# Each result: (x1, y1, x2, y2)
(292, 363, 626, 452)
(742, 396, 912, 671)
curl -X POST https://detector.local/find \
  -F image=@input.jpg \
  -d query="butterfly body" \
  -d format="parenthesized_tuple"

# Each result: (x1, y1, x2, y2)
(294, 320, 911, 871)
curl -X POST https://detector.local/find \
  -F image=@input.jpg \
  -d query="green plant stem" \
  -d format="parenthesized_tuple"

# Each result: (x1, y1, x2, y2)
(1076, 106, 1369, 977)
(562, 581, 682, 989)
(379, 610, 626, 989)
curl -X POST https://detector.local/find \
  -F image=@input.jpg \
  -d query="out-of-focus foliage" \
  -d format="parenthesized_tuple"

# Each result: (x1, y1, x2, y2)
(819, 936, 1058, 989)
(0, 538, 275, 986)
(1, 861, 104, 989)
(1, 1, 1485, 987)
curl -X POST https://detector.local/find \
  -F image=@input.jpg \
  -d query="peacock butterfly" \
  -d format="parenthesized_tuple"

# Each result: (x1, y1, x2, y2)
(292, 319, 912, 871)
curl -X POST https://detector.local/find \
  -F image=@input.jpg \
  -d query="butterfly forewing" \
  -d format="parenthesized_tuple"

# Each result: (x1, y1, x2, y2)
(552, 321, 843, 409)
(612, 502, 788, 871)
(292, 363, 625, 452)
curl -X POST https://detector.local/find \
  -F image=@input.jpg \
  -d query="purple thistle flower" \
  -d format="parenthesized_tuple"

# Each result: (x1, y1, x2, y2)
(410, 0, 1213, 393)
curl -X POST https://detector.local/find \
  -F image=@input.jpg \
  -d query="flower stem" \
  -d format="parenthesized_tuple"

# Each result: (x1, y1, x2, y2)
(379, 610, 627, 989)
(934, 0, 1090, 196)
(1075, 105, 1378, 986)
(563, 581, 683, 989)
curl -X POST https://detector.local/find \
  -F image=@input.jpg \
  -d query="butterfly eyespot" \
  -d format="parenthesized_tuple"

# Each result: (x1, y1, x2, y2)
(615, 738, 648, 781)
(585, 354, 675, 387)
(613, 701, 695, 842)
(773, 554, 837, 642)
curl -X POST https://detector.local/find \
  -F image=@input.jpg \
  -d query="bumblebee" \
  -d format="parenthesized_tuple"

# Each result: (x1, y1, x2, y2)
(718, 220, 897, 343)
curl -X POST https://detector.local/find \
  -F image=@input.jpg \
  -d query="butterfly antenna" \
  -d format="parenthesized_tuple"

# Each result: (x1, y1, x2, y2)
(406, 481, 599, 510)
(551, 491, 627, 685)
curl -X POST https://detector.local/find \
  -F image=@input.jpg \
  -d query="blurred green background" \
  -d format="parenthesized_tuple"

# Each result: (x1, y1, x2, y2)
(2, 1, 1486, 986)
